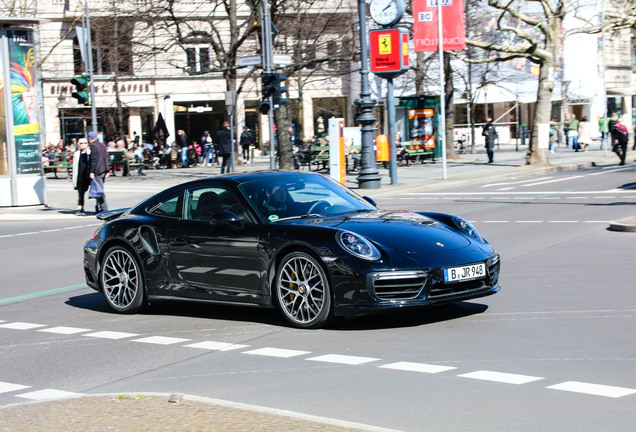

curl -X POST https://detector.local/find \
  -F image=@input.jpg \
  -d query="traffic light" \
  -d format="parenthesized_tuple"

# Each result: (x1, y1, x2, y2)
(71, 75, 89, 106)
(259, 72, 276, 114)
(272, 73, 289, 109)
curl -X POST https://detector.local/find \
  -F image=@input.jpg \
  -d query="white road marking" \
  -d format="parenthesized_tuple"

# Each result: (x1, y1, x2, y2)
(38, 326, 91, 335)
(16, 389, 83, 400)
(185, 341, 249, 351)
(0, 381, 30, 394)
(83, 331, 140, 339)
(243, 347, 311, 358)
(547, 220, 579, 223)
(379, 362, 456, 374)
(458, 370, 544, 385)
(547, 381, 636, 398)
(514, 221, 543, 223)
(132, 336, 191, 345)
(307, 354, 380, 365)
(0, 322, 46, 330)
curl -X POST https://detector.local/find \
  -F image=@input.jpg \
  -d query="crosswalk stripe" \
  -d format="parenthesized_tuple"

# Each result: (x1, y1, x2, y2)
(379, 362, 456, 374)
(0, 322, 46, 330)
(16, 389, 83, 400)
(132, 336, 191, 345)
(547, 381, 636, 398)
(0, 381, 30, 394)
(458, 370, 544, 385)
(306, 354, 379, 365)
(184, 341, 249, 351)
(38, 326, 92, 335)
(243, 347, 311, 358)
(83, 331, 140, 339)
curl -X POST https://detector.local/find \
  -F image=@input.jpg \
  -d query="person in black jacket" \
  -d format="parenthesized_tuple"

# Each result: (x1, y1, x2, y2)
(88, 131, 110, 213)
(217, 121, 233, 174)
(609, 113, 629, 165)
(482, 117, 498, 163)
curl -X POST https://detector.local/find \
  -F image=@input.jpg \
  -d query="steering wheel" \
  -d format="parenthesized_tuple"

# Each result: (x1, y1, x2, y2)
(307, 200, 330, 215)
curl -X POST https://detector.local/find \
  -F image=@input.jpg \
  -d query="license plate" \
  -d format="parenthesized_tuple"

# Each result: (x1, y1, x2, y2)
(444, 263, 485, 283)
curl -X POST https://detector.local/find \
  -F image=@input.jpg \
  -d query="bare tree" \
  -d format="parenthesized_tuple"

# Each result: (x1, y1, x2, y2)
(466, 0, 635, 166)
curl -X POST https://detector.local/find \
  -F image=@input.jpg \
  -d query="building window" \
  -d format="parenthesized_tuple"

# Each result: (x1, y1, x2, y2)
(186, 45, 210, 74)
(73, 19, 134, 76)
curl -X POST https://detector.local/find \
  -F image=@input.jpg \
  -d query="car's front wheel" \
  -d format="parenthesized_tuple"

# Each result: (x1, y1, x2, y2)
(275, 251, 332, 328)
(100, 246, 144, 313)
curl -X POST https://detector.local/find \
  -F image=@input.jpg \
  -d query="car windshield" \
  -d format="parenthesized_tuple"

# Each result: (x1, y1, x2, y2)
(239, 174, 376, 223)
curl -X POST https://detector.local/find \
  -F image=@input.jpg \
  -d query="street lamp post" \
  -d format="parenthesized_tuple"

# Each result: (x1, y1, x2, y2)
(354, 0, 381, 189)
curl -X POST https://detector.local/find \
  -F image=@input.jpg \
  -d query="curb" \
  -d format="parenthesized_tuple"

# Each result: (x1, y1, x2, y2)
(608, 216, 636, 233)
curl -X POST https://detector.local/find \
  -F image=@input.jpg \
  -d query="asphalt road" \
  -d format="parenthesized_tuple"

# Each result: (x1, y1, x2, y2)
(1, 164, 635, 431)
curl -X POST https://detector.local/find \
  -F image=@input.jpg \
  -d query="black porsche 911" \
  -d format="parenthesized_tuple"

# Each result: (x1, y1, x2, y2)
(83, 171, 500, 328)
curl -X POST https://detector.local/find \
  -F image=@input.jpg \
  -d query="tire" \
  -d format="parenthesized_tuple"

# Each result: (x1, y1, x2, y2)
(275, 251, 332, 328)
(100, 246, 145, 313)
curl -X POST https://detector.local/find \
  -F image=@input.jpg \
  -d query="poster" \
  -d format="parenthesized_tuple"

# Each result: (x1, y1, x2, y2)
(8, 28, 41, 174)
(413, 0, 466, 52)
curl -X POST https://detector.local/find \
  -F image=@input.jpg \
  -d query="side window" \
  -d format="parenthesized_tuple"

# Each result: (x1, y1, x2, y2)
(184, 186, 248, 222)
(147, 193, 183, 219)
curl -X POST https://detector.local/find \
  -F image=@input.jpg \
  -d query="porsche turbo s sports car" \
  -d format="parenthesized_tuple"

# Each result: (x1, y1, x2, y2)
(83, 171, 500, 328)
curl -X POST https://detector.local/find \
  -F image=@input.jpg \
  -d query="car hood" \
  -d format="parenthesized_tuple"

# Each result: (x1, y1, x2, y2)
(291, 210, 472, 254)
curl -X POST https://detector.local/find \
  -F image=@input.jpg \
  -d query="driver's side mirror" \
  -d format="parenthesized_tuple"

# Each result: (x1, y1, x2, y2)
(363, 196, 377, 207)
(210, 210, 243, 231)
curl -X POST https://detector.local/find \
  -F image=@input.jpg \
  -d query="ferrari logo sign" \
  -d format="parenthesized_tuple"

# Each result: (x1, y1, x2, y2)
(379, 36, 392, 55)
(369, 28, 409, 78)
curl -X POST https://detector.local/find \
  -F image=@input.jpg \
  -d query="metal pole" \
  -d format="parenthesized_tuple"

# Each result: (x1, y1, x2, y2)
(355, 0, 381, 189)
(601, 2, 608, 156)
(261, 0, 276, 170)
(84, 0, 98, 133)
(437, 1, 447, 180)
(387, 78, 397, 184)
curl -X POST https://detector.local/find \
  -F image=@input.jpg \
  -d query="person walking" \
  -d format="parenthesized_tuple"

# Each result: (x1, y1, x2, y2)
(598, 115, 609, 150)
(217, 121, 233, 174)
(568, 113, 580, 151)
(577, 116, 592, 152)
(200, 130, 214, 167)
(72, 138, 91, 216)
(87, 131, 110, 213)
(610, 114, 629, 165)
(482, 117, 497, 163)
(239, 127, 254, 163)
(549, 119, 558, 154)
(177, 129, 189, 167)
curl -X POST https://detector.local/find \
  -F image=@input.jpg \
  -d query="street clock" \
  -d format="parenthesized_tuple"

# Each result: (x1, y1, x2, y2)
(369, 0, 406, 27)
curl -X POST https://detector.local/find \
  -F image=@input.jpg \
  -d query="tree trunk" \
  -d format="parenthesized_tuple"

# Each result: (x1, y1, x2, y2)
(526, 58, 555, 166)
(275, 105, 294, 170)
(444, 53, 458, 160)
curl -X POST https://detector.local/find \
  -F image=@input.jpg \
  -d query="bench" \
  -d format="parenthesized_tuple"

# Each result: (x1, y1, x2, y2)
(295, 146, 330, 171)
(401, 141, 435, 165)
(109, 150, 144, 176)
(43, 161, 73, 179)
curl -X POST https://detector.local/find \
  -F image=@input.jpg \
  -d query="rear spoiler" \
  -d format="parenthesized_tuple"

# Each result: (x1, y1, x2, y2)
(96, 208, 129, 221)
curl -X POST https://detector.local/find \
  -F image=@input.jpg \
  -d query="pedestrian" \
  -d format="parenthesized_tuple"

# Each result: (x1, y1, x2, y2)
(568, 113, 579, 151)
(562, 113, 570, 148)
(240, 127, 254, 163)
(610, 113, 629, 165)
(177, 129, 189, 168)
(598, 115, 609, 150)
(200, 130, 214, 167)
(482, 117, 497, 163)
(577, 116, 592, 152)
(217, 121, 233, 174)
(88, 131, 110, 213)
(72, 138, 91, 216)
(549, 119, 558, 154)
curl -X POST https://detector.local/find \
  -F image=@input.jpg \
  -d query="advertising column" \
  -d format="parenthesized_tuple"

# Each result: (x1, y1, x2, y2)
(0, 24, 45, 207)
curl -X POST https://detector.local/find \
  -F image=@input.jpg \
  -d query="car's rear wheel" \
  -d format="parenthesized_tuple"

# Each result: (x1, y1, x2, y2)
(100, 246, 144, 313)
(275, 251, 332, 328)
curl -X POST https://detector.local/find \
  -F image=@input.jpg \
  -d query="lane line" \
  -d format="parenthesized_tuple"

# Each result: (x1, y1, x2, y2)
(0, 283, 88, 306)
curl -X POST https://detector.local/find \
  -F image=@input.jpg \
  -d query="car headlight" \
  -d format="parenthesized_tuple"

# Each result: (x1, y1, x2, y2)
(337, 230, 381, 261)
(452, 217, 483, 242)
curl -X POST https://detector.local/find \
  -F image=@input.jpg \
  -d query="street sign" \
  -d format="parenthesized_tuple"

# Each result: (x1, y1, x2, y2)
(369, 28, 409, 78)
(273, 54, 292, 66)
(238, 55, 262, 67)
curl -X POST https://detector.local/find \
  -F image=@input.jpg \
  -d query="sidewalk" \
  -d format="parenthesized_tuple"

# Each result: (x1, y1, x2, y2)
(0, 142, 632, 221)
(0, 143, 634, 431)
